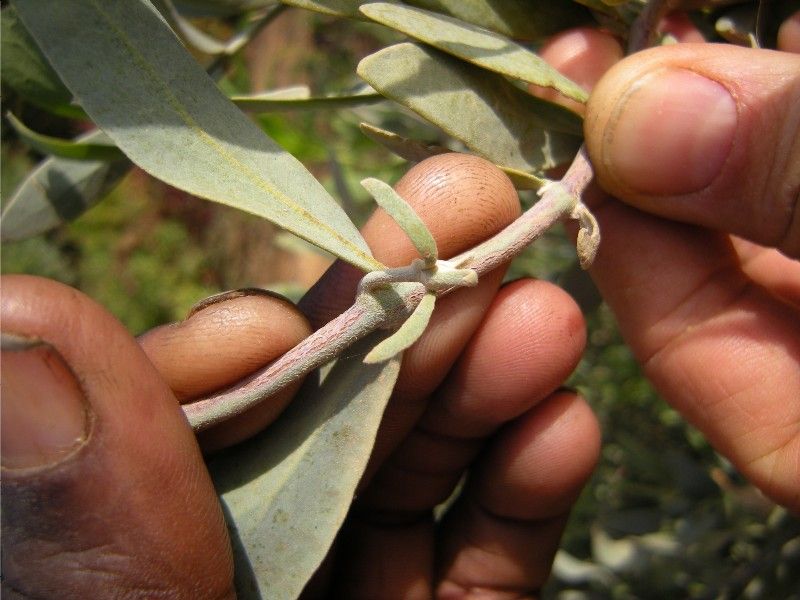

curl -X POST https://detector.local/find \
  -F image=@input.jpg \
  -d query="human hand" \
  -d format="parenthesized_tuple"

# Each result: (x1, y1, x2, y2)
(2, 154, 599, 597)
(539, 15, 800, 511)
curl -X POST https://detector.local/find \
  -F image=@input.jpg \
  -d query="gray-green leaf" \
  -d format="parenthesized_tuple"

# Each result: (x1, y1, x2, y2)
(13, 0, 383, 274)
(360, 2, 588, 103)
(358, 42, 582, 173)
(359, 121, 449, 163)
(209, 332, 401, 599)
(278, 0, 368, 18)
(0, 5, 82, 118)
(361, 177, 438, 264)
(1, 130, 132, 242)
(364, 291, 436, 363)
(5, 112, 127, 162)
(232, 88, 383, 112)
(359, 122, 545, 190)
(404, 0, 589, 41)
(152, 0, 229, 54)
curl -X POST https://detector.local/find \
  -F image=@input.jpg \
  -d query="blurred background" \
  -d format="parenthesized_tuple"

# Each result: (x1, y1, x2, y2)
(2, 3, 798, 597)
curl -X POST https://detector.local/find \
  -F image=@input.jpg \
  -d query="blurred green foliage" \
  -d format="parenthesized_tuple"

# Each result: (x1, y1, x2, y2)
(2, 4, 797, 598)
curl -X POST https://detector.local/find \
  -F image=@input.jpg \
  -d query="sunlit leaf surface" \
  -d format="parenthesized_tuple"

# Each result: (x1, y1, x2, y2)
(404, 0, 589, 40)
(0, 5, 82, 117)
(361, 177, 438, 263)
(279, 0, 368, 18)
(361, 2, 588, 102)
(14, 0, 383, 273)
(359, 122, 545, 189)
(232, 88, 383, 112)
(209, 333, 402, 599)
(358, 42, 582, 172)
(1, 130, 131, 242)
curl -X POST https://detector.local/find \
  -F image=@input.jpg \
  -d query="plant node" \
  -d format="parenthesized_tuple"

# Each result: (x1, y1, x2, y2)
(357, 258, 478, 297)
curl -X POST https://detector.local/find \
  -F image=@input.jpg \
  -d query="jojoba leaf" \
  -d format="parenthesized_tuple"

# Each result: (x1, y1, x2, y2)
(358, 42, 582, 172)
(13, 0, 383, 274)
(404, 0, 590, 41)
(0, 5, 83, 118)
(278, 0, 368, 18)
(208, 332, 401, 599)
(361, 177, 438, 264)
(5, 112, 126, 162)
(360, 2, 588, 102)
(359, 121, 449, 163)
(1, 129, 132, 242)
(151, 0, 229, 55)
(364, 292, 436, 363)
(715, 4, 758, 47)
(359, 122, 546, 190)
(232, 87, 383, 112)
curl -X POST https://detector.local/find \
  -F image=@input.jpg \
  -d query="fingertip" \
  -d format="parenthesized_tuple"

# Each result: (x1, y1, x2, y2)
(538, 27, 624, 92)
(140, 288, 311, 402)
(474, 390, 601, 520)
(586, 44, 800, 255)
(659, 11, 705, 43)
(586, 48, 737, 197)
(531, 27, 623, 114)
(363, 153, 520, 266)
(433, 391, 600, 596)
(778, 10, 800, 53)
(301, 153, 520, 327)
(424, 279, 587, 439)
(0, 274, 233, 597)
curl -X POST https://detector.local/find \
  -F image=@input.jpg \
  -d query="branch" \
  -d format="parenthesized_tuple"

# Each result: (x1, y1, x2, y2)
(183, 149, 595, 431)
(628, 0, 677, 53)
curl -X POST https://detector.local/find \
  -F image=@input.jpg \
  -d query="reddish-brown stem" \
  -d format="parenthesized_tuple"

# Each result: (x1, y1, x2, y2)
(183, 146, 596, 431)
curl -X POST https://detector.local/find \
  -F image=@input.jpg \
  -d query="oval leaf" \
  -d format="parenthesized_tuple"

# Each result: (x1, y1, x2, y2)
(361, 177, 438, 263)
(359, 122, 545, 190)
(209, 332, 402, 599)
(358, 42, 582, 172)
(0, 5, 82, 118)
(279, 0, 370, 18)
(232, 88, 383, 112)
(364, 291, 436, 363)
(359, 121, 449, 162)
(152, 0, 229, 55)
(404, 0, 590, 41)
(1, 129, 132, 242)
(6, 112, 126, 162)
(14, 0, 383, 273)
(360, 2, 588, 103)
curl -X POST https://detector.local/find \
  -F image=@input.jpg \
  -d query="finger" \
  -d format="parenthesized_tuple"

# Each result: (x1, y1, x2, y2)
(1, 275, 233, 599)
(586, 195, 800, 509)
(529, 27, 624, 115)
(778, 10, 800, 53)
(300, 153, 521, 474)
(435, 391, 600, 597)
(358, 279, 586, 514)
(138, 289, 311, 452)
(299, 153, 520, 328)
(659, 10, 706, 43)
(731, 237, 800, 307)
(330, 280, 588, 596)
(585, 43, 800, 257)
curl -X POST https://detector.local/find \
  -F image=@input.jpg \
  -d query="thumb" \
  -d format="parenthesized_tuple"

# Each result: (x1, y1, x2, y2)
(585, 43, 800, 257)
(1, 275, 234, 598)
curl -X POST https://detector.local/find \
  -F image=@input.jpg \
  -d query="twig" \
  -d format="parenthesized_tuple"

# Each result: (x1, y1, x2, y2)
(628, 0, 676, 53)
(183, 149, 595, 431)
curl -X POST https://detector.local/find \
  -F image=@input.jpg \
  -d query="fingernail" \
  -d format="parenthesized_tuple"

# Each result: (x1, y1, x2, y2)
(605, 68, 737, 195)
(186, 287, 294, 319)
(1, 333, 90, 470)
